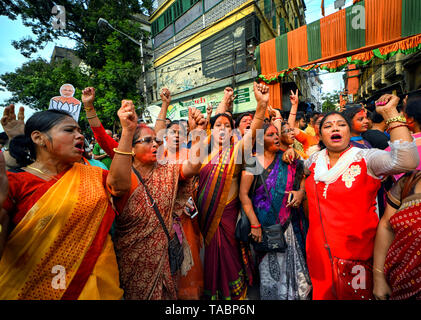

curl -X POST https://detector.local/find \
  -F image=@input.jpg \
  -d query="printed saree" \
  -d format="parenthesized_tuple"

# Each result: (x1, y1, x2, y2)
(385, 199, 421, 300)
(196, 141, 248, 300)
(249, 152, 311, 300)
(385, 172, 421, 300)
(114, 162, 190, 300)
(0, 163, 122, 300)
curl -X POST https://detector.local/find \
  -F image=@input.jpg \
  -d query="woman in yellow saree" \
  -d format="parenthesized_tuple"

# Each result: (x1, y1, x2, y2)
(0, 101, 137, 300)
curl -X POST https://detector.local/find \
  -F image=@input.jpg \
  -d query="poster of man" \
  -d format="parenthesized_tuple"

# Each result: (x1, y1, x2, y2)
(49, 84, 81, 121)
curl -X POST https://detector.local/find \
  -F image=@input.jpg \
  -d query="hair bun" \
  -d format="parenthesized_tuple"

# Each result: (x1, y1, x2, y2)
(9, 134, 34, 167)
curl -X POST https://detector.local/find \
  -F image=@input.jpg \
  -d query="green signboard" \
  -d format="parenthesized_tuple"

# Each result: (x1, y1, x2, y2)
(167, 82, 257, 120)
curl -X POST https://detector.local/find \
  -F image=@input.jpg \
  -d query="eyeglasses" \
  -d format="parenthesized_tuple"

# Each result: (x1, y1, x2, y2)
(281, 129, 294, 134)
(133, 136, 163, 145)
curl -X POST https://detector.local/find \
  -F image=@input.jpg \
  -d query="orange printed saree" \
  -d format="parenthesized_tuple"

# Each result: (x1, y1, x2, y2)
(0, 163, 122, 300)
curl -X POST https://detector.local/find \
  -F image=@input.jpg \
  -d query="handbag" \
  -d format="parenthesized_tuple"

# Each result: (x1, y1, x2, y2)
(235, 207, 251, 243)
(314, 180, 373, 300)
(235, 170, 259, 242)
(252, 173, 288, 253)
(132, 167, 184, 275)
(252, 222, 289, 253)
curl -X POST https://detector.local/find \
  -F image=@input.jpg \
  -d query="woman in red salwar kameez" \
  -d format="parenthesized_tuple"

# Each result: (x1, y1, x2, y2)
(304, 94, 419, 300)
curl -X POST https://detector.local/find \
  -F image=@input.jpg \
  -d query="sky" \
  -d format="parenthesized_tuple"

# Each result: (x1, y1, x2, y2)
(0, 15, 75, 120)
(0, 0, 353, 119)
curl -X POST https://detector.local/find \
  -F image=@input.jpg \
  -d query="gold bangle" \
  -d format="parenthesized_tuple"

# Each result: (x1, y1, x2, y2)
(254, 115, 264, 121)
(385, 115, 406, 126)
(156, 118, 166, 122)
(86, 114, 98, 120)
(113, 148, 134, 156)
(374, 267, 384, 274)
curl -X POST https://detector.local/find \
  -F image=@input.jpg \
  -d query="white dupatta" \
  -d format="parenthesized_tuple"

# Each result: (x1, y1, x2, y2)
(313, 147, 362, 185)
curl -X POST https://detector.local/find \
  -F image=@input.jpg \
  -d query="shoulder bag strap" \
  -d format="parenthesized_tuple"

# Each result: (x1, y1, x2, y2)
(132, 167, 171, 241)
(314, 180, 337, 298)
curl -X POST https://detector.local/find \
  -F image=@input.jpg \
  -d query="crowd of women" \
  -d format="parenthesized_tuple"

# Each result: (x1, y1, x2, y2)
(0, 82, 420, 301)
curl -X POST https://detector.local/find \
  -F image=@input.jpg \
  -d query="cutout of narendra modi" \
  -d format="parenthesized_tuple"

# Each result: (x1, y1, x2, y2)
(49, 84, 81, 121)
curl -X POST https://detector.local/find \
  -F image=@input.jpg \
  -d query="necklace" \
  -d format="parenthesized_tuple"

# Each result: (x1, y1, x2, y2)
(26, 165, 58, 180)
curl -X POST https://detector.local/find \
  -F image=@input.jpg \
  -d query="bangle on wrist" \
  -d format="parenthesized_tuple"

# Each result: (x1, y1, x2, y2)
(374, 267, 384, 274)
(113, 148, 134, 156)
(86, 114, 98, 120)
(254, 116, 264, 121)
(387, 124, 408, 133)
(156, 118, 166, 122)
(290, 113, 296, 116)
(385, 115, 406, 126)
(251, 224, 261, 229)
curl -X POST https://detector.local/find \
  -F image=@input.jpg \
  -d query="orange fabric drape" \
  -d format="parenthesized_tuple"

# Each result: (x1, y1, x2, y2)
(260, 38, 277, 76)
(319, 9, 347, 58)
(287, 25, 309, 70)
(365, 0, 402, 46)
(259, 37, 282, 81)
(378, 34, 421, 56)
(320, 57, 348, 70)
(347, 64, 359, 95)
(268, 81, 282, 112)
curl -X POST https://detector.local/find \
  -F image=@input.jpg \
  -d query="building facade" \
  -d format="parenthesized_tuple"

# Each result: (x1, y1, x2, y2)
(346, 51, 421, 105)
(147, 0, 307, 120)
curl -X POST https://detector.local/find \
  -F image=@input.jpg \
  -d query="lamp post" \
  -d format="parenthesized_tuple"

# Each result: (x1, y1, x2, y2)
(97, 18, 148, 109)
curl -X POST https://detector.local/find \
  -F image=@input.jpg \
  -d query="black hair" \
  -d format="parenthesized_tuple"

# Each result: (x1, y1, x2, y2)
(368, 110, 385, 124)
(0, 132, 8, 143)
(295, 112, 306, 122)
(210, 113, 234, 129)
(318, 111, 352, 150)
(9, 109, 74, 167)
(405, 93, 421, 125)
(166, 120, 180, 129)
(234, 112, 253, 128)
(341, 105, 365, 131)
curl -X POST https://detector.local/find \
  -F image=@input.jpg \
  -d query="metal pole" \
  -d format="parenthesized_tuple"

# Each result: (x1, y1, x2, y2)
(140, 35, 148, 109)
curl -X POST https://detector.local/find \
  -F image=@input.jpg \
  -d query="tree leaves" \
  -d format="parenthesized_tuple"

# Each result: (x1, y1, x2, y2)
(1, 0, 151, 131)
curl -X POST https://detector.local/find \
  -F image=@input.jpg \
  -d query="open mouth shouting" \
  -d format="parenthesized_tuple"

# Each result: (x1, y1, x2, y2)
(74, 141, 84, 153)
(330, 133, 343, 143)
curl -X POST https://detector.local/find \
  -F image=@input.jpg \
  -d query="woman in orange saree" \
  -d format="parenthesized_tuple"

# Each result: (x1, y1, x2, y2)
(0, 102, 136, 300)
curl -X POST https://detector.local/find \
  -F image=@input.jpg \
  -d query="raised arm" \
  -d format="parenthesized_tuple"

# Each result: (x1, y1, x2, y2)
(106, 100, 137, 197)
(287, 89, 299, 134)
(181, 107, 209, 178)
(81, 87, 118, 157)
(215, 87, 235, 115)
(1, 104, 25, 169)
(154, 88, 171, 141)
(242, 82, 269, 150)
(366, 94, 419, 177)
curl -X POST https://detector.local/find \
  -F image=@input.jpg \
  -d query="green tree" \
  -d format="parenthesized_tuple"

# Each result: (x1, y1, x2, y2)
(0, 58, 86, 110)
(321, 91, 340, 112)
(0, 0, 152, 129)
